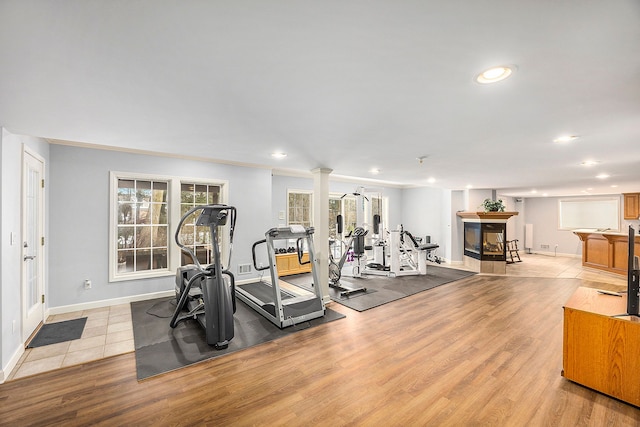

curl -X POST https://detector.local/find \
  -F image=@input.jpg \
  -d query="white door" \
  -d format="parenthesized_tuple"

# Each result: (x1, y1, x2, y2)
(22, 149, 45, 342)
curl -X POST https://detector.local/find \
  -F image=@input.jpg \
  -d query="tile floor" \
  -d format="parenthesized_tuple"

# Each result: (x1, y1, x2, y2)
(7, 303, 134, 381)
(5, 252, 626, 382)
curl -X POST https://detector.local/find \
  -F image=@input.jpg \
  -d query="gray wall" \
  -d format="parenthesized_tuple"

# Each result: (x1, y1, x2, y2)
(271, 174, 403, 233)
(520, 196, 581, 256)
(522, 195, 640, 257)
(48, 144, 272, 308)
(400, 187, 446, 255)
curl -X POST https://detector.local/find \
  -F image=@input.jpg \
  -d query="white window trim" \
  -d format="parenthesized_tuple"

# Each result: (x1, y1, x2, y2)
(109, 171, 228, 283)
(286, 189, 314, 227)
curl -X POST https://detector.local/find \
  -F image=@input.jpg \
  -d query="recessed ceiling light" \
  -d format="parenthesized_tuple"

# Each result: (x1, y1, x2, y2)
(271, 152, 287, 159)
(611, 185, 618, 188)
(475, 66, 514, 84)
(427, 177, 436, 184)
(531, 189, 537, 194)
(543, 193, 549, 197)
(581, 160, 599, 166)
(596, 173, 610, 179)
(370, 168, 380, 175)
(553, 135, 580, 143)
(466, 184, 473, 189)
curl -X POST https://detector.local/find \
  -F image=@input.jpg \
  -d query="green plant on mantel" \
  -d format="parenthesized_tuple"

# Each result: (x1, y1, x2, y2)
(481, 198, 505, 212)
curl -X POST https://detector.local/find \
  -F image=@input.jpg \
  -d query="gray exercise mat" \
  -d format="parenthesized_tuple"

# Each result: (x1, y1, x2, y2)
(131, 297, 345, 380)
(284, 265, 476, 311)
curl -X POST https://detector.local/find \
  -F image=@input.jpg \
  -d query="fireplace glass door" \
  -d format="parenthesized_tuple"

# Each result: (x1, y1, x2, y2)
(482, 223, 506, 260)
(464, 222, 506, 261)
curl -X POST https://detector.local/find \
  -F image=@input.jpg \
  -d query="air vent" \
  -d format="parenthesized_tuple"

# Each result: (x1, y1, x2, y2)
(238, 264, 252, 275)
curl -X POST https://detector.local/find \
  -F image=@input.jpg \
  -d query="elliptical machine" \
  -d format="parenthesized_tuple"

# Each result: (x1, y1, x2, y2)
(170, 204, 237, 349)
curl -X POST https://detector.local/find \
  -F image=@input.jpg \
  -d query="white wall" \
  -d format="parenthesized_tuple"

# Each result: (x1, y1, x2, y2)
(48, 144, 272, 308)
(1, 129, 50, 379)
(466, 189, 494, 212)
(450, 190, 466, 263)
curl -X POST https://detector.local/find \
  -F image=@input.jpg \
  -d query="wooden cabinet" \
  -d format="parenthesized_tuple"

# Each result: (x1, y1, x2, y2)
(275, 253, 312, 276)
(624, 193, 640, 220)
(574, 231, 640, 275)
(563, 287, 640, 407)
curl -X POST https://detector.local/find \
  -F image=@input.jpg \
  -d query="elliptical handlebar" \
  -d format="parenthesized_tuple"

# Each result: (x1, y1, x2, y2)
(174, 204, 237, 272)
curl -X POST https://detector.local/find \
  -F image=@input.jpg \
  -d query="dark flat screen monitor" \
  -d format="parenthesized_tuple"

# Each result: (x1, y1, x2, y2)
(627, 225, 639, 316)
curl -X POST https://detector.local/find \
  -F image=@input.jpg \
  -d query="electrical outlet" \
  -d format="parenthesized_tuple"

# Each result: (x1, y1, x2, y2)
(84, 279, 92, 289)
(540, 244, 550, 249)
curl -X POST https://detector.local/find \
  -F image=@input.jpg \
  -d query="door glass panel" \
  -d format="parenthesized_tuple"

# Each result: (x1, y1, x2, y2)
(26, 165, 39, 309)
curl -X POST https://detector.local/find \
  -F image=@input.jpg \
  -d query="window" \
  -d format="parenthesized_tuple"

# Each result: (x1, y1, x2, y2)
(329, 198, 342, 239)
(110, 172, 228, 282)
(115, 178, 169, 275)
(558, 197, 620, 231)
(342, 197, 357, 234)
(178, 183, 222, 266)
(287, 190, 313, 228)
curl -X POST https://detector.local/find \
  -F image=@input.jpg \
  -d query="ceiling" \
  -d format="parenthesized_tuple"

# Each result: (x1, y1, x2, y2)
(1, 1, 639, 197)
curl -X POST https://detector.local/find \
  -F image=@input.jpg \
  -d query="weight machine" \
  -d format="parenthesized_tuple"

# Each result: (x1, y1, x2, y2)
(329, 227, 368, 297)
(365, 225, 440, 277)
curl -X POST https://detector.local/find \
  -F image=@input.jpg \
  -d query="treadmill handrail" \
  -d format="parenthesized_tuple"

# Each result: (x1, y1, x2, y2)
(252, 239, 269, 271)
(296, 237, 310, 265)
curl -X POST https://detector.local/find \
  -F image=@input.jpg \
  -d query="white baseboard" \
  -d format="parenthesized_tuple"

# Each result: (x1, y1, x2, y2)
(46, 290, 175, 317)
(527, 250, 580, 259)
(1, 344, 25, 384)
(45, 277, 265, 317)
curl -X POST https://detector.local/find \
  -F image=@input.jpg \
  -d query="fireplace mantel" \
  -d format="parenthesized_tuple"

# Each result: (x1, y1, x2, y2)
(456, 211, 519, 221)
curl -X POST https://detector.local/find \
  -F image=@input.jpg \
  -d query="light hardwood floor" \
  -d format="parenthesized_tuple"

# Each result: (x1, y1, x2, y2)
(1, 254, 638, 426)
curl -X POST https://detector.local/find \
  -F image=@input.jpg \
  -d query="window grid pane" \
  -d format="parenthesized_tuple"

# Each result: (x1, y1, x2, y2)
(288, 192, 312, 228)
(179, 183, 223, 266)
(115, 178, 169, 275)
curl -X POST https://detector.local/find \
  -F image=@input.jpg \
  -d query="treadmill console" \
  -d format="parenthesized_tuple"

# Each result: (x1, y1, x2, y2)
(289, 224, 306, 234)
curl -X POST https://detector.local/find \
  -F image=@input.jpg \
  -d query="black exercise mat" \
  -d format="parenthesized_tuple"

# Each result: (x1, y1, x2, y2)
(131, 297, 345, 380)
(27, 317, 87, 348)
(285, 265, 476, 312)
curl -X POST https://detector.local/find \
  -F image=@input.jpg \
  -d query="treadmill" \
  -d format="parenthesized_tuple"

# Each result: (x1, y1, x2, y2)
(236, 225, 325, 328)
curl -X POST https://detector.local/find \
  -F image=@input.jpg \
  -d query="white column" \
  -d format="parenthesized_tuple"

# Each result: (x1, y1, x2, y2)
(311, 167, 332, 304)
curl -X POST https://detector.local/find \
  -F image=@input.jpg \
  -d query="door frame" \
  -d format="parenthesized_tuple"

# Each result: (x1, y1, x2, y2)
(21, 146, 46, 342)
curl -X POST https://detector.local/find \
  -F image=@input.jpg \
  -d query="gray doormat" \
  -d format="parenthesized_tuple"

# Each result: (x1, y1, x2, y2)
(131, 297, 345, 380)
(285, 265, 476, 311)
(27, 317, 87, 348)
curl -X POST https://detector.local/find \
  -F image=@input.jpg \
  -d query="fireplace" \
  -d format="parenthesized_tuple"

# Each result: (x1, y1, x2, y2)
(464, 222, 506, 261)
(457, 211, 518, 274)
